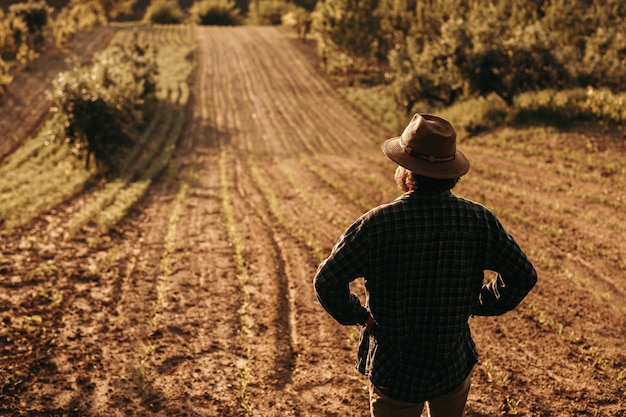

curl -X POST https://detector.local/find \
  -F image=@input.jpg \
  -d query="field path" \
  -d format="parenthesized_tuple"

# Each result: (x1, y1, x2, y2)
(1, 26, 625, 417)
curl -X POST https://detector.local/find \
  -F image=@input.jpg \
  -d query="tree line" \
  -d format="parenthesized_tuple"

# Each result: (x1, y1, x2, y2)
(312, 0, 625, 133)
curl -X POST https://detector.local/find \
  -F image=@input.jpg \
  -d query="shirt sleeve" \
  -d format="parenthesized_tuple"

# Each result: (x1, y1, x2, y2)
(473, 216, 538, 316)
(313, 218, 370, 326)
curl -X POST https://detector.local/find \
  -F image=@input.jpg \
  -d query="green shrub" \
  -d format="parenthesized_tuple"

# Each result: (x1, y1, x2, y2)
(51, 1, 107, 49)
(510, 88, 625, 134)
(511, 89, 589, 129)
(0, 56, 13, 95)
(247, 0, 289, 26)
(281, 6, 311, 41)
(189, 0, 242, 26)
(582, 88, 626, 133)
(312, 0, 382, 74)
(579, 25, 626, 92)
(7, 0, 52, 52)
(440, 94, 509, 138)
(51, 33, 158, 175)
(144, 0, 185, 24)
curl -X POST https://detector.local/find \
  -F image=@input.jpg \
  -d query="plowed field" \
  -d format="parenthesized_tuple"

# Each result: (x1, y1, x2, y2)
(1, 26, 625, 417)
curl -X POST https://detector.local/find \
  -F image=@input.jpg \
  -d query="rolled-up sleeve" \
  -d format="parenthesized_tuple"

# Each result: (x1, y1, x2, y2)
(314, 218, 370, 325)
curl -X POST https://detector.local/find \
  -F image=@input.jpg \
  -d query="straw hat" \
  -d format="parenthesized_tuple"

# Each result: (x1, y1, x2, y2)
(382, 113, 470, 179)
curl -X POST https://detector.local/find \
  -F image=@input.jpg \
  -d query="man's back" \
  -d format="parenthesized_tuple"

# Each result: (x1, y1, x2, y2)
(314, 114, 537, 412)
(353, 189, 534, 400)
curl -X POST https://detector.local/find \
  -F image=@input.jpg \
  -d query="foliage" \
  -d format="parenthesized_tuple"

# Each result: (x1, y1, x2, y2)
(189, 0, 242, 26)
(0, 55, 12, 93)
(144, 0, 185, 24)
(0, 0, 52, 66)
(439, 94, 509, 138)
(578, 24, 626, 92)
(316, 0, 626, 133)
(281, 6, 312, 41)
(511, 89, 591, 129)
(51, 0, 107, 48)
(390, 5, 571, 111)
(50, 33, 158, 175)
(387, 21, 463, 112)
(312, 0, 382, 74)
(7, 0, 51, 50)
(247, 0, 290, 26)
(582, 88, 626, 133)
(93, 0, 137, 20)
(508, 88, 625, 134)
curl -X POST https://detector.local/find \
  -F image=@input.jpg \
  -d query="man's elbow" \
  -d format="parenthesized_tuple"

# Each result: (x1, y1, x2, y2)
(526, 268, 538, 291)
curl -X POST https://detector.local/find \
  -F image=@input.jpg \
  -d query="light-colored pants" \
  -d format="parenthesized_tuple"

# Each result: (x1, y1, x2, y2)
(369, 370, 472, 417)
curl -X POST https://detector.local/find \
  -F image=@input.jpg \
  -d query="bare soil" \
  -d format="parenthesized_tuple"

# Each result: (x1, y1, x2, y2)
(1, 26, 625, 416)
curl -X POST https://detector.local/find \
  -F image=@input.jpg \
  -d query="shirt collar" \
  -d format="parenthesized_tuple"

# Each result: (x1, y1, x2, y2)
(397, 190, 452, 201)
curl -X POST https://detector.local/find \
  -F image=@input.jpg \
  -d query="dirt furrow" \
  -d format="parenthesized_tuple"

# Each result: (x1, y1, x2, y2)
(461, 152, 626, 303)
(456, 175, 626, 414)
(240, 29, 331, 155)
(224, 152, 301, 416)
(199, 25, 372, 415)
(233, 155, 370, 417)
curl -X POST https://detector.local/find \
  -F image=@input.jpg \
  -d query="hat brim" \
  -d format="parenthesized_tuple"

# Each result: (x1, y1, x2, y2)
(382, 137, 470, 179)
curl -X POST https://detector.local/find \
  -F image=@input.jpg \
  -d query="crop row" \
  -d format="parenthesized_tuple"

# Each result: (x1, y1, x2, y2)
(218, 151, 255, 416)
(0, 26, 194, 233)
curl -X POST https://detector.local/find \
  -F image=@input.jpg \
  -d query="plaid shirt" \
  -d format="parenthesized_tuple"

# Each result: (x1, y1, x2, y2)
(314, 190, 537, 402)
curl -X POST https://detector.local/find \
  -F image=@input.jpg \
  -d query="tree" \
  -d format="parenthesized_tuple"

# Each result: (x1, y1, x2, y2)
(313, 0, 382, 74)
(388, 18, 466, 112)
(51, 34, 158, 175)
(247, 0, 290, 25)
(580, 24, 626, 92)
(189, 0, 242, 26)
(144, 0, 185, 24)
(389, 3, 571, 112)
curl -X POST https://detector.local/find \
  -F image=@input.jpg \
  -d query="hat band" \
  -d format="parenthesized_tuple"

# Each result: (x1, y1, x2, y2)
(400, 138, 456, 163)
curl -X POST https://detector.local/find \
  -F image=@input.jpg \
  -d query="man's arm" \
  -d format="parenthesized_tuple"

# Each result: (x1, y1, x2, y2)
(313, 219, 370, 326)
(473, 217, 538, 316)
(474, 269, 537, 316)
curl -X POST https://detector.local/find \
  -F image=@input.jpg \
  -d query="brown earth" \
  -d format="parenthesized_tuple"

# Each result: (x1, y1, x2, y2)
(1, 26, 625, 416)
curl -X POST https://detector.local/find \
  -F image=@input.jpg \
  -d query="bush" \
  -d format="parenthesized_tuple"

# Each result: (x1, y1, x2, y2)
(510, 88, 625, 134)
(281, 6, 311, 41)
(511, 89, 589, 129)
(247, 0, 289, 25)
(582, 88, 626, 133)
(189, 0, 242, 26)
(51, 1, 107, 49)
(440, 94, 509, 138)
(312, 0, 382, 73)
(51, 33, 158, 175)
(579, 25, 626, 92)
(0, 56, 13, 95)
(144, 0, 185, 24)
(7, 0, 52, 52)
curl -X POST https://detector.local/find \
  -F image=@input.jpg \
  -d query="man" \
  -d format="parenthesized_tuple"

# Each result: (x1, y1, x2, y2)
(313, 113, 538, 417)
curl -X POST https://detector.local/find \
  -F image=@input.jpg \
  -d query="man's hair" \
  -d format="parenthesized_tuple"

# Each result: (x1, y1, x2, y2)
(395, 166, 459, 193)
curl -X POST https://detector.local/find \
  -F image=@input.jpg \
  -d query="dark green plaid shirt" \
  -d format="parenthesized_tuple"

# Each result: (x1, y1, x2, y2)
(314, 190, 537, 402)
